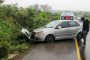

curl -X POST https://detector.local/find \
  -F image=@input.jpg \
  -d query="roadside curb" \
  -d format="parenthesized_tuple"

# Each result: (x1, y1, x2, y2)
(8, 53, 20, 60)
(7, 44, 36, 60)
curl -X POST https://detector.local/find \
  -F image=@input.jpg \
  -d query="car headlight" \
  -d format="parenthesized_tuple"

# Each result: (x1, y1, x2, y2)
(36, 31, 44, 35)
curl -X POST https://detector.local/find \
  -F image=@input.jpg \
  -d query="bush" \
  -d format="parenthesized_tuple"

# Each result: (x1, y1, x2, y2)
(0, 41, 10, 59)
(9, 43, 30, 53)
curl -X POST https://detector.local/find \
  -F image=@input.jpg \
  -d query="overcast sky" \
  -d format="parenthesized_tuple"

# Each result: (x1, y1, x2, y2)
(3, 0, 90, 11)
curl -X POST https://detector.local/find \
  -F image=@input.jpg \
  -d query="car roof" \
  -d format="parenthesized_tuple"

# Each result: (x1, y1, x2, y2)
(61, 11, 74, 16)
(52, 20, 82, 26)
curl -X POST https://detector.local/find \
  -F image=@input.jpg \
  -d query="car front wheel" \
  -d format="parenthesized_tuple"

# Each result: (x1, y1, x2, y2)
(45, 35, 55, 43)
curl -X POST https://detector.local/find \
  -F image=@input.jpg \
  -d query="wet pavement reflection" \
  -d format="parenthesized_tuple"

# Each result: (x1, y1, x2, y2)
(86, 32, 90, 60)
(78, 38, 86, 60)
(21, 39, 77, 60)
(78, 32, 90, 60)
(80, 46, 86, 60)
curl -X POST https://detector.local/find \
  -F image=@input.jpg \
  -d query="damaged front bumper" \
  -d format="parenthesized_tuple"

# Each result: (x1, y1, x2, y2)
(21, 28, 45, 42)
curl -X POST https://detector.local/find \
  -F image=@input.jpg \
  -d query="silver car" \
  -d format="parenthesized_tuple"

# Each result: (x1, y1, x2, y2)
(21, 20, 83, 42)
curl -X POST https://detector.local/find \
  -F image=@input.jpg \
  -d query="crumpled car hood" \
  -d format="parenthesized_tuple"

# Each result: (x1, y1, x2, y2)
(33, 27, 53, 33)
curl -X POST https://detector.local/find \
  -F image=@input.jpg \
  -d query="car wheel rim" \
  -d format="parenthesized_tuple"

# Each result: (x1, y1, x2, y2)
(47, 36, 54, 42)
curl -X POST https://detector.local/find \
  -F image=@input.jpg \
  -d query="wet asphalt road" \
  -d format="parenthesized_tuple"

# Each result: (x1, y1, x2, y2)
(20, 31, 90, 60)
(21, 39, 77, 60)
(77, 31, 90, 60)
(86, 32, 90, 60)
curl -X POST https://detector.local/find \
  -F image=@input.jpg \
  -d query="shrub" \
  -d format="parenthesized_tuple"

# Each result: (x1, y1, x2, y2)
(0, 41, 10, 59)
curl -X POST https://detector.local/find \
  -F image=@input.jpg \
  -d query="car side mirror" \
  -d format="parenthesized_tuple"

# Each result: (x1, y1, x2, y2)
(57, 26, 62, 29)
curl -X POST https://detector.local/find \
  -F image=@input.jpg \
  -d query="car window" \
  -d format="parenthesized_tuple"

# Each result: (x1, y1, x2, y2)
(45, 20, 60, 28)
(60, 21, 69, 28)
(68, 21, 77, 27)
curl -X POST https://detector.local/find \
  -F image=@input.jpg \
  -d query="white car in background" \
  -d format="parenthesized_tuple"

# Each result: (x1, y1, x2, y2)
(21, 20, 83, 42)
(60, 11, 75, 20)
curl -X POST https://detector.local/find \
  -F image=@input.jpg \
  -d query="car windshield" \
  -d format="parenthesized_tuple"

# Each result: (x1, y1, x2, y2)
(45, 20, 60, 28)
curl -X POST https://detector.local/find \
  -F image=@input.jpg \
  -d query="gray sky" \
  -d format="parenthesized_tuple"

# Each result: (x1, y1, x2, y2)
(3, 0, 90, 11)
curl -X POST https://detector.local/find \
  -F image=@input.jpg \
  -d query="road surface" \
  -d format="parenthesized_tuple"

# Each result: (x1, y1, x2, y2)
(86, 31, 90, 60)
(19, 32, 90, 60)
(21, 39, 77, 60)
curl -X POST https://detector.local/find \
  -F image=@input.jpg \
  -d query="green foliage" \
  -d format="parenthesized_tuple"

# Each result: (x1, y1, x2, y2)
(85, 15, 90, 21)
(0, 41, 10, 58)
(0, 4, 60, 59)
(0, 0, 4, 4)
(0, 19, 12, 41)
(51, 13, 60, 20)
(9, 43, 30, 53)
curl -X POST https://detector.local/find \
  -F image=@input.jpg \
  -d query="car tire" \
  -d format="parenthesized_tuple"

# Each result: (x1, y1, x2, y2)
(45, 35, 55, 43)
(76, 32, 83, 40)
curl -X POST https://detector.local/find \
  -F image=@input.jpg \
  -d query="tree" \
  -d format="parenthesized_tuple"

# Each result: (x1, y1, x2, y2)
(0, 0, 4, 4)
(40, 4, 51, 12)
(33, 4, 40, 11)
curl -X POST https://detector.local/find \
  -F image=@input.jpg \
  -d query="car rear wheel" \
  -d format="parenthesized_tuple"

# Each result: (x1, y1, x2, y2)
(76, 32, 83, 40)
(45, 35, 55, 43)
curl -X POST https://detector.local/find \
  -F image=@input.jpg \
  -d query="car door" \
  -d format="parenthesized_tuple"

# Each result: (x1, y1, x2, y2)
(68, 21, 78, 37)
(55, 21, 71, 40)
